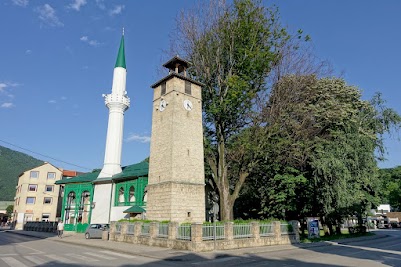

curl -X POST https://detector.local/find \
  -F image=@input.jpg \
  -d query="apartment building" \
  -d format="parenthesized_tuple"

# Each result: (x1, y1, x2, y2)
(13, 162, 63, 230)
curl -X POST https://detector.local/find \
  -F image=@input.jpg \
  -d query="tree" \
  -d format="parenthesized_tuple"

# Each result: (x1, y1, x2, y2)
(174, 0, 290, 220)
(255, 75, 401, 233)
(6, 205, 13, 219)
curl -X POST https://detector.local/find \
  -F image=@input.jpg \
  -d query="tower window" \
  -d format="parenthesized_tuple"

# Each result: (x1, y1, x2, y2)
(185, 81, 191, 95)
(161, 82, 166, 96)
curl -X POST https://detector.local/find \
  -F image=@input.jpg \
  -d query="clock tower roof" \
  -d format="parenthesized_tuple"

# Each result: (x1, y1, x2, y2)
(151, 55, 204, 88)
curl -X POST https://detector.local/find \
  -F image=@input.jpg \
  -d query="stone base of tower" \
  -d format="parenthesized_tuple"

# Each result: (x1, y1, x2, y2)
(146, 182, 205, 223)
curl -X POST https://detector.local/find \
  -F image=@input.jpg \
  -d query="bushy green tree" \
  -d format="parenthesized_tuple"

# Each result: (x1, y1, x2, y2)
(175, 0, 290, 220)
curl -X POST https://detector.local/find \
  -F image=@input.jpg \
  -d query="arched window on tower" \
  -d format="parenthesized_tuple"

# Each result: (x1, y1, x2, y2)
(129, 186, 135, 203)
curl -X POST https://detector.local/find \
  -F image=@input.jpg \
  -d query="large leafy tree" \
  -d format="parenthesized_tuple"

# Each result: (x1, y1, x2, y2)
(252, 75, 400, 232)
(175, 0, 289, 220)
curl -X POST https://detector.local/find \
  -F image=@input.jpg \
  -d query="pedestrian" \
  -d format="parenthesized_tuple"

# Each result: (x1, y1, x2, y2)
(57, 220, 64, 238)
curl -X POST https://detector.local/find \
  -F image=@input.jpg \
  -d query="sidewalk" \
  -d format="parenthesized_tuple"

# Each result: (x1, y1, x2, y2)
(4, 229, 385, 262)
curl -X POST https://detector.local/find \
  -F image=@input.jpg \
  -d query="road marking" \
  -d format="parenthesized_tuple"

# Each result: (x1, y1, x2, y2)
(84, 252, 118, 260)
(24, 255, 50, 265)
(45, 254, 77, 263)
(66, 253, 99, 262)
(100, 250, 136, 259)
(192, 256, 239, 265)
(330, 242, 401, 256)
(1, 257, 28, 267)
(0, 254, 18, 256)
(17, 244, 44, 254)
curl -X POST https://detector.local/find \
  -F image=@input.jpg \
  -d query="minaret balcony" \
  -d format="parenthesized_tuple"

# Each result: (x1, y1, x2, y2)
(104, 94, 131, 108)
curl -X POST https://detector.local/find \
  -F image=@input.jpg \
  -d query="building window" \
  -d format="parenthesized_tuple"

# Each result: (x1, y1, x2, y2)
(78, 191, 91, 224)
(26, 197, 36, 204)
(161, 82, 166, 96)
(47, 172, 56, 179)
(118, 187, 125, 203)
(28, 184, 37, 192)
(30, 171, 39, 178)
(41, 214, 50, 222)
(129, 186, 135, 203)
(43, 197, 52, 204)
(185, 81, 191, 95)
(45, 185, 54, 192)
(64, 191, 76, 224)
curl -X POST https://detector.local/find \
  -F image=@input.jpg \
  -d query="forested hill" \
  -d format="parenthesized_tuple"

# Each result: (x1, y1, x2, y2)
(0, 145, 43, 201)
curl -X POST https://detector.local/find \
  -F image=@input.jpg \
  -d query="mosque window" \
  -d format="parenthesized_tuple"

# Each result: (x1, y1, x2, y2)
(118, 187, 125, 203)
(129, 186, 135, 203)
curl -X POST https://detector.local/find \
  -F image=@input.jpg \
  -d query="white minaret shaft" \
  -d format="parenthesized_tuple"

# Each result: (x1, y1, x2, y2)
(98, 35, 130, 178)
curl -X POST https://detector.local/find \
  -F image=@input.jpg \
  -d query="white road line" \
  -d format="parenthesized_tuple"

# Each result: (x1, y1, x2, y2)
(84, 252, 118, 260)
(0, 254, 18, 256)
(66, 253, 99, 262)
(24, 255, 50, 265)
(192, 256, 239, 265)
(1, 257, 28, 267)
(45, 254, 77, 263)
(17, 244, 44, 254)
(100, 250, 137, 259)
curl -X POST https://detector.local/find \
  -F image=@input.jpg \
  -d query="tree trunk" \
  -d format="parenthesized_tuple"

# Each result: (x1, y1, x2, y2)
(219, 187, 234, 221)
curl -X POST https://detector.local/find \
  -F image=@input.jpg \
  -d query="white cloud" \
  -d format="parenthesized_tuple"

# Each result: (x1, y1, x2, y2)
(68, 0, 87, 11)
(0, 82, 19, 92)
(126, 134, 151, 143)
(109, 5, 124, 16)
(25, 49, 32, 54)
(12, 0, 28, 7)
(1, 103, 14, 108)
(96, 0, 105, 10)
(48, 100, 57, 104)
(80, 36, 101, 47)
(35, 4, 64, 27)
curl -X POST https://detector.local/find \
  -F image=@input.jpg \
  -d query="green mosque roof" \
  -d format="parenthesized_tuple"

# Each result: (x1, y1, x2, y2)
(115, 34, 126, 69)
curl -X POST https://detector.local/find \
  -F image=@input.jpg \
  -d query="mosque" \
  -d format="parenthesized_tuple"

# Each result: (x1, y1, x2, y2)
(56, 33, 206, 232)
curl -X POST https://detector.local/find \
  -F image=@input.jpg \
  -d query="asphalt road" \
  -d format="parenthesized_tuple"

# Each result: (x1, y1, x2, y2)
(1, 230, 401, 266)
(0, 231, 178, 266)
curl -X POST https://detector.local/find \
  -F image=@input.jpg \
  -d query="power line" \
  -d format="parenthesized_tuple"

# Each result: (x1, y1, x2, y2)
(0, 139, 93, 171)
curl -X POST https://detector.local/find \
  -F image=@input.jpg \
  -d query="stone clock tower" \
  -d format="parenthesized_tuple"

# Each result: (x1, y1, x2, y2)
(147, 56, 205, 223)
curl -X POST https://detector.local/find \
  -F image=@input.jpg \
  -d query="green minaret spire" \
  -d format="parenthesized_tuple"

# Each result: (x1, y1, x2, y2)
(115, 29, 126, 69)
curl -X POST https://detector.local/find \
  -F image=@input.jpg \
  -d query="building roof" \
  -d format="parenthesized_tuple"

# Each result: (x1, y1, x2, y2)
(112, 161, 149, 181)
(151, 72, 204, 89)
(55, 161, 149, 185)
(55, 170, 100, 185)
(115, 34, 126, 69)
(123, 205, 146, 213)
(62, 170, 81, 177)
(163, 55, 191, 70)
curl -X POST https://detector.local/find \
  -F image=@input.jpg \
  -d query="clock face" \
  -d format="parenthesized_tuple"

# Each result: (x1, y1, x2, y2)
(159, 99, 167, 111)
(183, 99, 193, 111)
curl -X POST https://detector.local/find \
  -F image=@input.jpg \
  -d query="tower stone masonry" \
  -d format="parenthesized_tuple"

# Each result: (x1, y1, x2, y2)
(146, 56, 206, 223)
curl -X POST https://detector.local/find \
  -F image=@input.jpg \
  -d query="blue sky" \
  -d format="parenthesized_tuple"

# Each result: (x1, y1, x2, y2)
(0, 0, 400, 172)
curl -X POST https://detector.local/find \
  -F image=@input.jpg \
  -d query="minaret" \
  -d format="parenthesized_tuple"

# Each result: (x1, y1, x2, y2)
(91, 31, 130, 224)
(98, 30, 130, 178)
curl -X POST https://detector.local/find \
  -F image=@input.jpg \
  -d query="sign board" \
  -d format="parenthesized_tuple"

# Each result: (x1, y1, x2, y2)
(307, 218, 320, 239)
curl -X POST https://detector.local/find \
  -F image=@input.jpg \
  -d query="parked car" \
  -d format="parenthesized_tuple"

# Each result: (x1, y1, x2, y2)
(85, 224, 109, 239)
